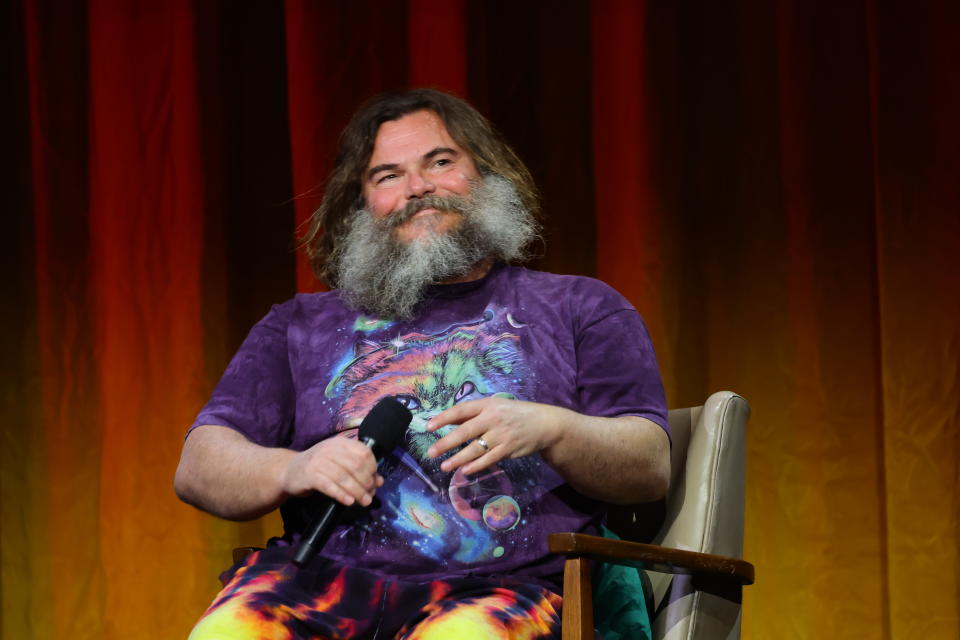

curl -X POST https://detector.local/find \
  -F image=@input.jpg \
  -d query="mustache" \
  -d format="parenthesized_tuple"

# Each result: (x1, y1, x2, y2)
(387, 194, 469, 227)
(334, 174, 539, 319)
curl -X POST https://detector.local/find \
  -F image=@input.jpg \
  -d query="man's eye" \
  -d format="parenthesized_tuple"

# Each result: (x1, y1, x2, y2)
(376, 173, 397, 184)
(434, 158, 451, 167)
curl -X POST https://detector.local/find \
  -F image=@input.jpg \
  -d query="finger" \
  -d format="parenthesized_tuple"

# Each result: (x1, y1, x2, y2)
(427, 398, 487, 432)
(316, 471, 370, 506)
(312, 475, 359, 506)
(311, 437, 376, 472)
(443, 441, 509, 475)
(316, 458, 379, 506)
(461, 447, 510, 475)
(330, 443, 380, 485)
(427, 416, 484, 458)
(318, 449, 378, 488)
(437, 436, 485, 472)
(338, 439, 380, 470)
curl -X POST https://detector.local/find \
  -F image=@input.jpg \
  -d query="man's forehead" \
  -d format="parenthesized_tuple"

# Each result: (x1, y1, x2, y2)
(367, 110, 461, 166)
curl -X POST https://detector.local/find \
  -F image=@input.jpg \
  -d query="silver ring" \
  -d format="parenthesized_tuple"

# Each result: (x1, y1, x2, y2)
(476, 437, 490, 451)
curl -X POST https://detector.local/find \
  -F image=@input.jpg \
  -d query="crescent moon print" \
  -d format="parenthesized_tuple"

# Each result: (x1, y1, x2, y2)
(507, 313, 527, 328)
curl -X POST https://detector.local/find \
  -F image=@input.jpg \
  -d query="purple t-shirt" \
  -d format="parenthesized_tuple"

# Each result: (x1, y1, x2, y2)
(192, 263, 667, 582)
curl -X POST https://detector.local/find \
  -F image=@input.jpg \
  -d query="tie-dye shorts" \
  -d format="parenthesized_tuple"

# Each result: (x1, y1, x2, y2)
(188, 546, 563, 640)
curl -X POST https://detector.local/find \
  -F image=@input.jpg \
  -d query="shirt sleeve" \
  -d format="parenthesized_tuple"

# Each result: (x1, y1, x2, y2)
(189, 301, 296, 447)
(573, 284, 669, 438)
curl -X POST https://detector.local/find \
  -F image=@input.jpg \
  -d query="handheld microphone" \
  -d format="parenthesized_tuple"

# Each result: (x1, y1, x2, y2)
(292, 397, 411, 567)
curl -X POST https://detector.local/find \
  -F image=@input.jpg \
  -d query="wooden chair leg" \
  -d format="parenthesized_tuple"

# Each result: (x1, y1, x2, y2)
(562, 556, 593, 640)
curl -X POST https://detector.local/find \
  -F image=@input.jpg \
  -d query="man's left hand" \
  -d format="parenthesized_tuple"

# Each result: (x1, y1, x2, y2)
(425, 397, 567, 475)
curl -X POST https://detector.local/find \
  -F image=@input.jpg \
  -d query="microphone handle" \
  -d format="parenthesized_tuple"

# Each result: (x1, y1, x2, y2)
(292, 500, 341, 566)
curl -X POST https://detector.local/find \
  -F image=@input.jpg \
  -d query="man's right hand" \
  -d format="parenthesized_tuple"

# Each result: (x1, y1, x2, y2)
(279, 436, 383, 508)
(175, 425, 382, 521)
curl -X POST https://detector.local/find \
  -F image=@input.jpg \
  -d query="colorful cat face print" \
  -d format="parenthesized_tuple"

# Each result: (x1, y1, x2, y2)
(323, 309, 543, 566)
(326, 311, 525, 470)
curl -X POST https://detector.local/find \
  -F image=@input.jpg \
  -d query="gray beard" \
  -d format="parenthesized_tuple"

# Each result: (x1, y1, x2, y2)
(334, 174, 540, 320)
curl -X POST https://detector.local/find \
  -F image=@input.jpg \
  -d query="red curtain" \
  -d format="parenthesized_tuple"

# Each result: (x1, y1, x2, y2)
(5, 1, 958, 637)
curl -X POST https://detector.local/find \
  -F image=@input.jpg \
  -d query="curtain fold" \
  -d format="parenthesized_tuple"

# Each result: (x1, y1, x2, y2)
(870, 3, 960, 636)
(85, 0, 208, 632)
(284, 0, 407, 292)
(20, 1, 100, 637)
(5, 1, 958, 637)
(591, 0, 668, 376)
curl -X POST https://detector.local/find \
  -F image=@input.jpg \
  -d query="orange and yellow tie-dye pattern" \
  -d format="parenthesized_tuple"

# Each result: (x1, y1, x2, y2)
(188, 549, 562, 640)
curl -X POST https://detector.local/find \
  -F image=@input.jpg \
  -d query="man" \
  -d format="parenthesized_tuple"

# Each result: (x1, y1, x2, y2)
(175, 88, 670, 639)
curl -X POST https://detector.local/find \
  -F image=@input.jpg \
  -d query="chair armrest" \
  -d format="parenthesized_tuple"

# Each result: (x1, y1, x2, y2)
(548, 533, 754, 585)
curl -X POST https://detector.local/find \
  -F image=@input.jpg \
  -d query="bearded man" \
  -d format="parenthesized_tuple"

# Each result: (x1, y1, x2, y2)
(175, 88, 670, 639)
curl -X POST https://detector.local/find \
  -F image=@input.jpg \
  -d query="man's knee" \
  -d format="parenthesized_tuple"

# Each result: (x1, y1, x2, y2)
(402, 590, 560, 640)
(187, 598, 291, 640)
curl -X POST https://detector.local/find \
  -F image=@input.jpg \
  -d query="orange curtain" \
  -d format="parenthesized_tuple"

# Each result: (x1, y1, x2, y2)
(4, 0, 957, 637)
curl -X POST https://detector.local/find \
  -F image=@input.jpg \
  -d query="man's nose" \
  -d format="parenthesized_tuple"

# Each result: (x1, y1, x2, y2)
(405, 171, 435, 199)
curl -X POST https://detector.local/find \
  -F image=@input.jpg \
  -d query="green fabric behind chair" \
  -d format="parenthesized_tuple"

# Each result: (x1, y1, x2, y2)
(592, 526, 653, 640)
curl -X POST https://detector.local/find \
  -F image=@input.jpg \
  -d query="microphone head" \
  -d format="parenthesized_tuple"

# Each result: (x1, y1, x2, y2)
(358, 397, 412, 457)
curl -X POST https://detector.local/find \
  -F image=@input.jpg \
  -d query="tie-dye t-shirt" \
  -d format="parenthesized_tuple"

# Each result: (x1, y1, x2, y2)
(192, 263, 668, 584)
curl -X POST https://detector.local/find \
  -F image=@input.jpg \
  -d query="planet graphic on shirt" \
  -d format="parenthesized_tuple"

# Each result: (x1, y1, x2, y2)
(448, 467, 513, 521)
(481, 495, 521, 531)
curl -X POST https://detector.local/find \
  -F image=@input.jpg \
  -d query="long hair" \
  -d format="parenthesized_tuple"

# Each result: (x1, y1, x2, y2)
(300, 88, 540, 286)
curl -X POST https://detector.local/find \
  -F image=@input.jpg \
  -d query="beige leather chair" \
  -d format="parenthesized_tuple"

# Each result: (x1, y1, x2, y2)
(549, 391, 753, 640)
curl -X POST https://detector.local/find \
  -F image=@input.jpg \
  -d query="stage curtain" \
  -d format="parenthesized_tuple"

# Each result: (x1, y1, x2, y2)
(3, 0, 957, 637)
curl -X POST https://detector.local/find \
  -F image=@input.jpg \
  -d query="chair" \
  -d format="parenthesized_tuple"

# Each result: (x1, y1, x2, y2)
(548, 390, 753, 640)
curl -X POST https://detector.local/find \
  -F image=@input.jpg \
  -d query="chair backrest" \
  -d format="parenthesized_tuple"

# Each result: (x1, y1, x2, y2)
(648, 391, 750, 640)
